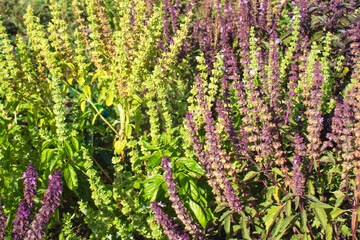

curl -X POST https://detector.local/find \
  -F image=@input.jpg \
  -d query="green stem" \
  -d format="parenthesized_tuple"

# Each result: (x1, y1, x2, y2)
(86, 99, 122, 139)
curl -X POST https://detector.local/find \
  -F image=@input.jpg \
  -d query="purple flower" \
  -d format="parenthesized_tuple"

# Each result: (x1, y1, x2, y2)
(129, 1, 136, 28)
(12, 163, 38, 240)
(25, 170, 62, 240)
(22, 163, 38, 203)
(151, 202, 190, 240)
(161, 157, 205, 239)
(162, 0, 171, 43)
(0, 194, 8, 240)
(305, 60, 324, 163)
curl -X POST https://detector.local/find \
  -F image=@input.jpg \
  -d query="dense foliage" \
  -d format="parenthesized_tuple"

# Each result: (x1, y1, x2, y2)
(1, 0, 360, 239)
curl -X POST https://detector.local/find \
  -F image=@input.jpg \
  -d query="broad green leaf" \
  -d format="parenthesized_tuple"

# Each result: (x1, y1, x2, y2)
(178, 157, 205, 175)
(220, 210, 233, 222)
(306, 194, 320, 202)
(80, 100, 86, 112)
(240, 217, 251, 240)
(58, 232, 65, 240)
(341, 225, 352, 236)
(64, 141, 73, 159)
(301, 210, 309, 233)
(285, 200, 292, 217)
(143, 174, 164, 202)
(42, 140, 55, 150)
(264, 205, 284, 232)
(281, 193, 294, 202)
(274, 215, 296, 240)
(41, 149, 57, 164)
(71, 137, 79, 152)
(307, 181, 315, 195)
(83, 85, 91, 97)
(325, 224, 333, 240)
(272, 168, 284, 177)
(78, 76, 85, 86)
(106, 91, 114, 106)
(224, 214, 231, 235)
(310, 202, 333, 209)
(333, 191, 346, 208)
(142, 140, 158, 150)
(64, 165, 78, 190)
(125, 124, 132, 138)
(215, 203, 229, 213)
(330, 208, 347, 220)
(114, 139, 127, 155)
(272, 217, 284, 237)
(189, 199, 208, 228)
(49, 155, 61, 172)
(147, 151, 163, 167)
(243, 171, 259, 181)
(312, 207, 328, 229)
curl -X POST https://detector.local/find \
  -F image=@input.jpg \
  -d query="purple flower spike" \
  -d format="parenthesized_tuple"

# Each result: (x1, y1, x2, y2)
(12, 163, 38, 240)
(292, 154, 304, 196)
(161, 157, 205, 239)
(0, 194, 8, 239)
(22, 163, 38, 203)
(151, 202, 190, 240)
(25, 170, 62, 240)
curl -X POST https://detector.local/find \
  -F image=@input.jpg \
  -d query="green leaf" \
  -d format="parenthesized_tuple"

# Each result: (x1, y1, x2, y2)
(78, 76, 85, 86)
(189, 199, 208, 228)
(64, 165, 78, 191)
(49, 155, 61, 172)
(274, 215, 296, 240)
(232, 225, 241, 236)
(243, 171, 259, 181)
(41, 148, 57, 164)
(215, 203, 229, 213)
(341, 225, 352, 236)
(240, 217, 251, 240)
(310, 202, 333, 209)
(220, 210, 233, 222)
(59, 232, 65, 240)
(178, 157, 205, 175)
(143, 174, 164, 202)
(307, 181, 315, 195)
(333, 191, 346, 208)
(325, 224, 333, 240)
(142, 140, 158, 150)
(106, 91, 114, 106)
(306, 194, 320, 202)
(83, 85, 91, 97)
(272, 168, 284, 177)
(264, 205, 284, 232)
(80, 100, 86, 112)
(71, 137, 79, 152)
(64, 141, 73, 159)
(312, 207, 328, 229)
(284, 201, 292, 217)
(224, 214, 231, 235)
(114, 139, 127, 155)
(272, 217, 284, 238)
(330, 208, 347, 220)
(301, 209, 309, 233)
(125, 124, 132, 138)
(147, 151, 163, 167)
(42, 140, 55, 150)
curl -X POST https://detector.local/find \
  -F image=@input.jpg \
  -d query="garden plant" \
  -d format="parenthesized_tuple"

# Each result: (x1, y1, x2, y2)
(0, 0, 360, 239)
